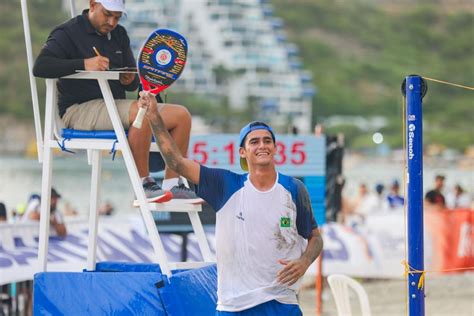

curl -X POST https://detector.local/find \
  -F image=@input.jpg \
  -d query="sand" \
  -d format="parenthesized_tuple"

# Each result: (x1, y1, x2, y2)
(299, 272, 474, 315)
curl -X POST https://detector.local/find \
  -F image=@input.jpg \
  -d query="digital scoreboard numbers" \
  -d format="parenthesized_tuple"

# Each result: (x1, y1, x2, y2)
(189, 134, 325, 176)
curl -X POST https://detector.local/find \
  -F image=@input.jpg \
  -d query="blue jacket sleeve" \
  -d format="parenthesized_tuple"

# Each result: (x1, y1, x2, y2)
(33, 28, 84, 78)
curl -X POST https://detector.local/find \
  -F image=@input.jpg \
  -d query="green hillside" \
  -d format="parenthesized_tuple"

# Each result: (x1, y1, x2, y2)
(1, 0, 473, 150)
(272, 0, 474, 150)
(0, 0, 66, 118)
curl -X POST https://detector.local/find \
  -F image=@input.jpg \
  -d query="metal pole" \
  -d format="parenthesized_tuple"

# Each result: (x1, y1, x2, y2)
(315, 253, 323, 316)
(68, 0, 77, 17)
(404, 75, 426, 316)
(20, 0, 43, 163)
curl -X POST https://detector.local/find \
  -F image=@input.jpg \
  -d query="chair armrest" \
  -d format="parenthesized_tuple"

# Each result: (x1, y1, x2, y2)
(62, 71, 120, 80)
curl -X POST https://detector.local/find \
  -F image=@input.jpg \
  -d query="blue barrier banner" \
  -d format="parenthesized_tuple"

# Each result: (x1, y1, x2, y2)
(0, 217, 215, 285)
(3, 211, 470, 285)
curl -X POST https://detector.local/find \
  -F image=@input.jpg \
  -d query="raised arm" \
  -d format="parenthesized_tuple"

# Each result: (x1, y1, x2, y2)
(144, 93, 201, 184)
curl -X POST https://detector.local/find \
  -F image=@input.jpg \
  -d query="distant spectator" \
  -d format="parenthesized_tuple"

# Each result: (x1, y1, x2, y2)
(346, 182, 390, 224)
(0, 202, 7, 222)
(425, 175, 446, 207)
(63, 201, 78, 217)
(98, 201, 115, 216)
(338, 181, 351, 222)
(387, 179, 404, 209)
(15, 202, 27, 219)
(446, 184, 471, 209)
(322, 123, 345, 223)
(332, 176, 350, 223)
(355, 183, 389, 214)
(23, 193, 40, 220)
(291, 125, 299, 135)
(314, 123, 324, 137)
(22, 188, 67, 237)
(9, 209, 18, 223)
(353, 183, 370, 212)
(366, 183, 389, 213)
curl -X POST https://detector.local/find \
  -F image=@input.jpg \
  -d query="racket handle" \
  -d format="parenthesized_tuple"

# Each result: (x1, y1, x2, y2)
(132, 107, 147, 129)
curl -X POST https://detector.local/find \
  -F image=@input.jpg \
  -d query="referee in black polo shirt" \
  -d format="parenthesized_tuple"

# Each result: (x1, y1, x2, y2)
(33, 0, 200, 202)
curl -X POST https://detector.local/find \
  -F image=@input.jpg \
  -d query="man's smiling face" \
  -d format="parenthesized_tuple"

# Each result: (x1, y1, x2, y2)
(239, 129, 276, 170)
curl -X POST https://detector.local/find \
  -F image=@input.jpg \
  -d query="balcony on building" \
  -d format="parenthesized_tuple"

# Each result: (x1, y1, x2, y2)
(286, 44, 300, 57)
(271, 18, 284, 30)
(276, 33, 287, 43)
(300, 71, 313, 83)
(289, 59, 302, 70)
(262, 5, 273, 18)
(302, 87, 317, 98)
(259, 99, 279, 112)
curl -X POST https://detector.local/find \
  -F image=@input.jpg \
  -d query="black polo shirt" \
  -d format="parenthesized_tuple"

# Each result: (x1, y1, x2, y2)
(39, 10, 138, 117)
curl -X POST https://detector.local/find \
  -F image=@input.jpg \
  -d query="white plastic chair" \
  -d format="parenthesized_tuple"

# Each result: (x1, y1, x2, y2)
(20, 0, 214, 277)
(327, 274, 371, 316)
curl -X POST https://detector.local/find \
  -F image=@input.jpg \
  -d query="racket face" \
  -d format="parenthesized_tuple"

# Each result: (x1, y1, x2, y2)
(137, 29, 188, 95)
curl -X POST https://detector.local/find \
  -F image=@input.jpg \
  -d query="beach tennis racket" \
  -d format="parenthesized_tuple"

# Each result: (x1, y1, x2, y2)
(132, 29, 188, 128)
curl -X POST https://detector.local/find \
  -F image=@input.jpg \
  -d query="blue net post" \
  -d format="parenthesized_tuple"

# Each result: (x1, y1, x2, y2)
(404, 75, 426, 316)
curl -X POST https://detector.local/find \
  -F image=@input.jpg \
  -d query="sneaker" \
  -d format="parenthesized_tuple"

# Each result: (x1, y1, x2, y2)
(142, 176, 173, 203)
(169, 178, 204, 203)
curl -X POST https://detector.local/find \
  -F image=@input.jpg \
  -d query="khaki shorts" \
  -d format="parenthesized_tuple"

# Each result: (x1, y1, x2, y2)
(62, 99, 133, 130)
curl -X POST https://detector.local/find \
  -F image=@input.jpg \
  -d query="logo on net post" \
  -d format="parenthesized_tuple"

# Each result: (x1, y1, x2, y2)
(408, 124, 416, 160)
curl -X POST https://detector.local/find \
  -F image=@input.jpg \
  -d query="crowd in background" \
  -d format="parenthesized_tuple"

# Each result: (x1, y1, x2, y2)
(333, 174, 472, 226)
(0, 189, 115, 227)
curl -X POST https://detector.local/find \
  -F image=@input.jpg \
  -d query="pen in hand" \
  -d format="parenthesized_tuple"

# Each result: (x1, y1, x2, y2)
(92, 46, 101, 57)
(90, 46, 110, 71)
(92, 46, 133, 81)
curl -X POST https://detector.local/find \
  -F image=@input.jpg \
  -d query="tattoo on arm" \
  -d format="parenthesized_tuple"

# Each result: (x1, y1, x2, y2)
(149, 114, 185, 174)
(302, 229, 324, 264)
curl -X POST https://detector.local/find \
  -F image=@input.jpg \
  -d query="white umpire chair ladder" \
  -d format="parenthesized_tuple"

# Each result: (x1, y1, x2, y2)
(20, 0, 214, 277)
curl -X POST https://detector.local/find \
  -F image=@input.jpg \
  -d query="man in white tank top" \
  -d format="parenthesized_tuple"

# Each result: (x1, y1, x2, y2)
(141, 92, 323, 315)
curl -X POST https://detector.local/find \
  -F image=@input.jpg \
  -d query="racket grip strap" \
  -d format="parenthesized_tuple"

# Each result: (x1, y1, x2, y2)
(132, 107, 147, 129)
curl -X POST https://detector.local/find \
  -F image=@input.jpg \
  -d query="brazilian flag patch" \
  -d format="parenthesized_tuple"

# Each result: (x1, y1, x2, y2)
(280, 217, 291, 227)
